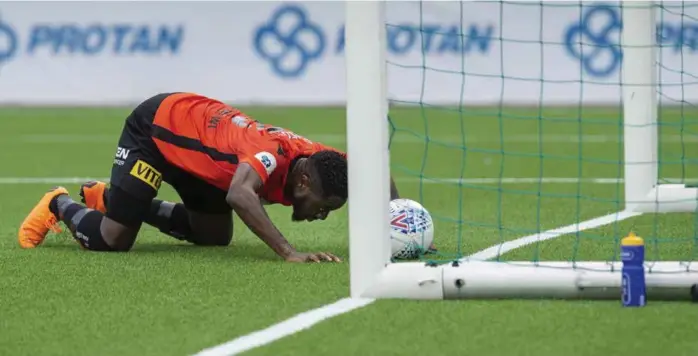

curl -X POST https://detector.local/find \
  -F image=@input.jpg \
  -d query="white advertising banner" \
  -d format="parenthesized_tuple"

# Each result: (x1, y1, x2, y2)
(0, 1, 695, 105)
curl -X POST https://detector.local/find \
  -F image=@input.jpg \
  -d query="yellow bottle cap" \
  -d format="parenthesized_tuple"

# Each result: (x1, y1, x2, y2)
(621, 231, 644, 246)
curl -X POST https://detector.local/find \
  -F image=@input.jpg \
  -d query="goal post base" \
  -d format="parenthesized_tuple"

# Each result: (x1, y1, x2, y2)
(361, 261, 698, 301)
(626, 184, 698, 213)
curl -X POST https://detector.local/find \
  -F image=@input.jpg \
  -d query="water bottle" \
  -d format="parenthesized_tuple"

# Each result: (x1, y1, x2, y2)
(621, 232, 646, 307)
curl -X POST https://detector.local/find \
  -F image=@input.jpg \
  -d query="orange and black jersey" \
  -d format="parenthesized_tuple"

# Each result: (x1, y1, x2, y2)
(151, 93, 343, 206)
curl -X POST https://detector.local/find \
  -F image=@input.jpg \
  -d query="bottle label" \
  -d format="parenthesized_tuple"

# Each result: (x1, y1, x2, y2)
(622, 272, 631, 305)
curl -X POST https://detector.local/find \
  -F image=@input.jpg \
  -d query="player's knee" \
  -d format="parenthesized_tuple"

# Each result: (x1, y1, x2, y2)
(102, 185, 150, 251)
(188, 232, 232, 247)
(186, 211, 233, 246)
(101, 216, 139, 251)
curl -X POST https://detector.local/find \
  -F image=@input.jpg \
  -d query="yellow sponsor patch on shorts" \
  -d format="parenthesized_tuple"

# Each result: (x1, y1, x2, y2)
(129, 160, 162, 190)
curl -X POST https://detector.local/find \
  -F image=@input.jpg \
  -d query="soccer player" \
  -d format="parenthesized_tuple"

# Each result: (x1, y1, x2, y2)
(18, 92, 401, 263)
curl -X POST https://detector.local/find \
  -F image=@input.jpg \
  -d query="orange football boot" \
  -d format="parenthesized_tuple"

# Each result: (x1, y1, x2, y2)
(79, 181, 108, 213)
(18, 186, 69, 248)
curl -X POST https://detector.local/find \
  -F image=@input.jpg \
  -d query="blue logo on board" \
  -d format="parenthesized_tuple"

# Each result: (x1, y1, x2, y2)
(253, 4, 494, 79)
(0, 12, 18, 63)
(564, 5, 622, 78)
(0, 11, 184, 65)
(564, 4, 698, 78)
(253, 5, 326, 78)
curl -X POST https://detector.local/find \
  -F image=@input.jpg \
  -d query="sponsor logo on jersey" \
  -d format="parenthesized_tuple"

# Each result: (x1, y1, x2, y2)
(116, 147, 130, 159)
(130, 159, 162, 190)
(254, 152, 277, 176)
(114, 146, 130, 166)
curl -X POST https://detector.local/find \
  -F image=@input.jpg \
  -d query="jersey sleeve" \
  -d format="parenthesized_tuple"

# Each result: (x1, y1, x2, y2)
(239, 150, 282, 184)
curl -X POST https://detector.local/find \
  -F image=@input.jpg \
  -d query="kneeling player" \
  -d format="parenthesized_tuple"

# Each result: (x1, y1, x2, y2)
(18, 92, 390, 262)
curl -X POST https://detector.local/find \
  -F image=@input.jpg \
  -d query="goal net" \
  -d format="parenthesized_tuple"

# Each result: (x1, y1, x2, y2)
(345, 1, 698, 300)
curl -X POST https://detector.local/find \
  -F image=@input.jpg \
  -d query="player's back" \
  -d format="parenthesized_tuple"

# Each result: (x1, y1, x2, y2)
(151, 93, 262, 189)
(153, 93, 241, 144)
(150, 93, 336, 196)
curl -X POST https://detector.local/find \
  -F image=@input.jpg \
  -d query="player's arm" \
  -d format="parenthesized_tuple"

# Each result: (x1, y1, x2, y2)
(225, 163, 295, 259)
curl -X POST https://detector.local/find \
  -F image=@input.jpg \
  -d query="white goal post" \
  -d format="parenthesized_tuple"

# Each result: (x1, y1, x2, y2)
(345, 1, 698, 300)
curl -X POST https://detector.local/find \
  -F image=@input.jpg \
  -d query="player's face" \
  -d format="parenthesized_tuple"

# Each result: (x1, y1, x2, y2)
(291, 192, 346, 222)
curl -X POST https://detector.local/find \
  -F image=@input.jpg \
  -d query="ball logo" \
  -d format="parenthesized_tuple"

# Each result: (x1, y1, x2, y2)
(390, 212, 410, 232)
(389, 207, 430, 235)
(254, 152, 277, 176)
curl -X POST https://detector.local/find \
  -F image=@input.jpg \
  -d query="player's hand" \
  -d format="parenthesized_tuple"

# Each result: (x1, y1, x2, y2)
(285, 251, 342, 263)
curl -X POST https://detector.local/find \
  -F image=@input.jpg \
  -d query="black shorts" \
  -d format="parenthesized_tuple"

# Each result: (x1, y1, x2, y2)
(107, 93, 230, 227)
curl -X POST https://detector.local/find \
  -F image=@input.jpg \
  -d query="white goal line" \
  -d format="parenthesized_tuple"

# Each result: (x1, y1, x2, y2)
(192, 209, 641, 356)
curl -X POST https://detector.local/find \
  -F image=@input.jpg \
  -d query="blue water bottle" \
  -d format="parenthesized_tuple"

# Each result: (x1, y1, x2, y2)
(621, 232, 646, 307)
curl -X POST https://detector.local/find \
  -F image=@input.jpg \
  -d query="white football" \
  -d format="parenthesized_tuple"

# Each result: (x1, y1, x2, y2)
(389, 199, 434, 259)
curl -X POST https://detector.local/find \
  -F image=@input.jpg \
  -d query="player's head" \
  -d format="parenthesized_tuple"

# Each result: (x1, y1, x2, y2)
(291, 150, 348, 222)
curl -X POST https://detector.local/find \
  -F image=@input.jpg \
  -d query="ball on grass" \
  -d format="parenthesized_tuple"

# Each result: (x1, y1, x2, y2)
(389, 198, 434, 260)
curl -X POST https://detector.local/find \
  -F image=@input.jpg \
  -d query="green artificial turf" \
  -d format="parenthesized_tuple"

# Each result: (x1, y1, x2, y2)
(1, 106, 696, 356)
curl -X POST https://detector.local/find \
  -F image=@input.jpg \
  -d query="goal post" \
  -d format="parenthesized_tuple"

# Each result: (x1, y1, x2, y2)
(346, 0, 391, 298)
(622, 2, 698, 213)
(345, 1, 698, 301)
